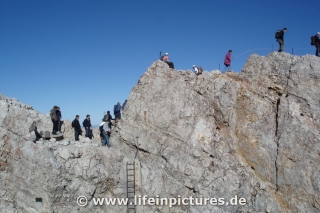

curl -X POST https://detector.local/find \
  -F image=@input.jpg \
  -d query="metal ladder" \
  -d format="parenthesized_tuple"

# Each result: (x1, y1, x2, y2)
(126, 162, 136, 213)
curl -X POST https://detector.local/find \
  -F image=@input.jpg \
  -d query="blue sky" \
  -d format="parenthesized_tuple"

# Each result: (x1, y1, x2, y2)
(1, 0, 319, 125)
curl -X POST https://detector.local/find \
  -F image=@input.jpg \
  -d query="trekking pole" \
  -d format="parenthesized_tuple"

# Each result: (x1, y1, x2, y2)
(160, 51, 161, 57)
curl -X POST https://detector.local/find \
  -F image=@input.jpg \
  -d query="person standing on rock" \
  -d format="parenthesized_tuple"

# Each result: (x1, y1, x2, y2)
(56, 106, 62, 134)
(276, 28, 287, 52)
(106, 111, 114, 129)
(50, 106, 58, 135)
(192, 65, 199, 75)
(100, 119, 111, 147)
(315, 32, 320, 57)
(223, 50, 232, 72)
(73, 115, 81, 141)
(114, 102, 122, 121)
(83, 115, 92, 139)
(122, 100, 127, 111)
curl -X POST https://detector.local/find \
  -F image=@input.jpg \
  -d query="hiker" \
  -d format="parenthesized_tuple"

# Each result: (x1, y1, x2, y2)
(192, 65, 198, 75)
(50, 106, 58, 135)
(83, 115, 92, 139)
(72, 115, 81, 141)
(106, 111, 114, 129)
(223, 50, 232, 72)
(315, 32, 320, 57)
(160, 53, 175, 69)
(122, 100, 127, 111)
(99, 119, 111, 147)
(193, 65, 203, 75)
(114, 102, 122, 120)
(56, 106, 62, 134)
(275, 28, 287, 52)
(103, 111, 114, 129)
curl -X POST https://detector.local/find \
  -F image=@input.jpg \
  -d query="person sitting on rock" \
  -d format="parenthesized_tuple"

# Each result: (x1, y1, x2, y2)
(29, 121, 42, 143)
(160, 53, 175, 69)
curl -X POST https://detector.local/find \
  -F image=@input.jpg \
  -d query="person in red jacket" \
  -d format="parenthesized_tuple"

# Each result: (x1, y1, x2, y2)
(223, 50, 232, 73)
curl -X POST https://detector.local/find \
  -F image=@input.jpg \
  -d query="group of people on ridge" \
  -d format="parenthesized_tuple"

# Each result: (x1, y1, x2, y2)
(160, 28, 320, 74)
(69, 100, 127, 147)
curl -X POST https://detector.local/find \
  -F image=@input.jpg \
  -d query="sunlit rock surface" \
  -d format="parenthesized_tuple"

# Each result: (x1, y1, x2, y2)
(1, 52, 320, 212)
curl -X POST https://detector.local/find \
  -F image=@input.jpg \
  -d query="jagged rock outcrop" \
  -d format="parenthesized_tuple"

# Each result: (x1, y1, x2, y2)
(1, 52, 320, 213)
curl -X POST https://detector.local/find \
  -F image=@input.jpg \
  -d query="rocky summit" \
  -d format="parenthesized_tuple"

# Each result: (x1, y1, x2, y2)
(1, 52, 320, 213)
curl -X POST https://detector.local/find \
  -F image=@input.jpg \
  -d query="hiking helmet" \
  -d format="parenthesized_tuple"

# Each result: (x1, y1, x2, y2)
(318, 32, 320, 35)
(193, 65, 196, 67)
(165, 53, 168, 55)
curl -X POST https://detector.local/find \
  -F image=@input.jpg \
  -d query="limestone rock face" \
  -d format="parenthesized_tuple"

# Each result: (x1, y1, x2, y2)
(1, 53, 320, 212)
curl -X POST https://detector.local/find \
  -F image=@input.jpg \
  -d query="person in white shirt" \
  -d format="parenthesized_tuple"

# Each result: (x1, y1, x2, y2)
(100, 120, 111, 147)
(192, 65, 198, 75)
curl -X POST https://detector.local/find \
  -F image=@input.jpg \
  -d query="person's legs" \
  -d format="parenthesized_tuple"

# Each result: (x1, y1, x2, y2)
(277, 39, 284, 52)
(58, 120, 62, 132)
(75, 130, 79, 141)
(102, 131, 108, 146)
(85, 129, 90, 138)
(222, 64, 229, 73)
(105, 134, 110, 147)
(52, 120, 55, 133)
(316, 45, 319, 56)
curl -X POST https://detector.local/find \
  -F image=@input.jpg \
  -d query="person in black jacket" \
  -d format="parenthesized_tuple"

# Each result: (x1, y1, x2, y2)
(276, 28, 287, 52)
(56, 106, 62, 133)
(315, 32, 320, 57)
(106, 111, 114, 129)
(73, 115, 81, 141)
(83, 114, 92, 139)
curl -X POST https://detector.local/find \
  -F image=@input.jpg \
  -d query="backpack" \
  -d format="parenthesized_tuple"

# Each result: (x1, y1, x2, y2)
(275, 30, 281, 39)
(114, 105, 121, 113)
(197, 66, 203, 74)
(71, 120, 75, 128)
(311, 35, 316, 46)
